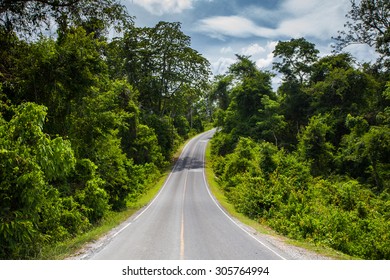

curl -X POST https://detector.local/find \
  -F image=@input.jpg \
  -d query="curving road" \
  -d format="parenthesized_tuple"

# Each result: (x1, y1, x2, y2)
(89, 129, 289, 260)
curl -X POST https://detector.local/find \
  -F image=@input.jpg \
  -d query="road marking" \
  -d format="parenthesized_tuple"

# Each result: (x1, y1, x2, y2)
(132, 170, 174, 222)
(180, 170, 188, 260)
(132, 133, 203, 222)
(112, 222, 132, 238)
(200, 136, 287, 260)
(180, 211, 185, 260)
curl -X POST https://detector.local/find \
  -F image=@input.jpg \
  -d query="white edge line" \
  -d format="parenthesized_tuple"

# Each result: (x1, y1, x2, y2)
(132, 131, 205, 222)
(112, 132, 209, 239)
(201, 134, 287, 260)
(112, 222, 132, 238)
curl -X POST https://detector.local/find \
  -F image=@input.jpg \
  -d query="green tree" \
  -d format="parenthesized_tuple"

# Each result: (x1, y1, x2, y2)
(277, 80, 311, 147)
(0, 102, 83, 258)
(273, 38, 319, 84)
(308, 55, 379, 145)
(338, 114, 390, 192)
(273, 38, 320, 146)
(4, 27, 109, 137)
(119, 21, 210, 117)
(0, 0, 130, 35)
(209, 75, 232, 111)
(225, 55, 276, 140)
(334, 0, 390, 68)
(297, 114, 335, 176)
(257, 95, 287, 146)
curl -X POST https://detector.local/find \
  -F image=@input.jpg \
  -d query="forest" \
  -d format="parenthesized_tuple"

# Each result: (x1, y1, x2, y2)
(0, 0, 210, 259)
(0, 0, 389, 260)
(209, 1, 389, 259)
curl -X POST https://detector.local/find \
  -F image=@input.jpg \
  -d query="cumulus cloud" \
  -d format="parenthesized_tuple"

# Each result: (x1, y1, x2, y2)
(256, 52, 274, 69)
(132, 0, 193, 15)
(255, 41, 277, 69)
(242, 43, 266, 56)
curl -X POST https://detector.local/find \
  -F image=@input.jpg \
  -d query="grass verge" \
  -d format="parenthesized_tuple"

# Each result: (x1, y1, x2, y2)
(204, 141, 354, 260)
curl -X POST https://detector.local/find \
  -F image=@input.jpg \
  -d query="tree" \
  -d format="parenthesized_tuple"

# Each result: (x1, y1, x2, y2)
(120, 21, 210, 117)
(0, 102, 82, 258)
(273, 38, 319, 84)
(277, 80, 311, 146)
(257, 95, 287, 147)
(209, 75, 232, 111)
(338, 114, 390, 192)
(334, 0, 390, 68)
(297, 114, 335, 176)
(225, 55, 275, 139)
(110, 21, 210, 158)
(308, 54, 379, 146)
(0, 0, 130, 36)
(6, 27, 109, 137)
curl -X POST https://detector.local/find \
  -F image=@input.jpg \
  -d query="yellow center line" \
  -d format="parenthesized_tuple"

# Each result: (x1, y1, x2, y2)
(180, 211, 185, 259)
(180, 169, 188, 260)
(180, 142, 199, 260)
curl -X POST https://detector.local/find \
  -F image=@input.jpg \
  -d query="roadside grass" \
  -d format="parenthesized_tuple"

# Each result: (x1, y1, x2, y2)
(38, 137, 190, 260)
(204, 142, 354, 260)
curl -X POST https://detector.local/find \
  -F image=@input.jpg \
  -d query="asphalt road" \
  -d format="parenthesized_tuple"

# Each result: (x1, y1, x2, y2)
(89, 129, 289, 260)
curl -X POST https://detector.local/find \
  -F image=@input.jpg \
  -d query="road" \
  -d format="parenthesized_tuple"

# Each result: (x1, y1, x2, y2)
(89, 129, 289, 260)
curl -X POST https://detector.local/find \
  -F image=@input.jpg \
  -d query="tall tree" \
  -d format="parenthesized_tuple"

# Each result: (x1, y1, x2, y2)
(0, 0, 130, 35)
(273, 38, 319, 145)
(334, 0, 390, 68)
(273, 37, 319, 84)
(220, 55, 284, 144)
(120, 21, 210, 117)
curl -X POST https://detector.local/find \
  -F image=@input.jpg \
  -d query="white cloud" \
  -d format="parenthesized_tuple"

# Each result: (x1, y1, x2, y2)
(281, 0, 323, 16)
(132, 0, 193, 15)
(220, 46, 233, 54)
(211, 57, 236, 75)
(196, 16, 274, 39)
(255, 41, 277, 69)
(210, 41, 278, 76)
(196, 0, 350, 41)
(277, 1, 349, 39)
(344, 44, 380, 64)
(256, 52, 274, 69)
(242, 43, 265, 56)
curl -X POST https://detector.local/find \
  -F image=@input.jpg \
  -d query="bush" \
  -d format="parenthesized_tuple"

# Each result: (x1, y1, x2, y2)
(212, 135, 390, 259)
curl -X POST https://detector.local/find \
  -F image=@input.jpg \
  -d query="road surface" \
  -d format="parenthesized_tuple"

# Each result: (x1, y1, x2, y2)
(89, 129, 289, 260)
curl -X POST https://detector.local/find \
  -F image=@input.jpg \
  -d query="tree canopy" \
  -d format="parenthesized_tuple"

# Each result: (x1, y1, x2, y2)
(209, 4, 389, 257)
(0, 0, 131, 35)
(0, 1, 210, 259)
(334, 0, 390, 68)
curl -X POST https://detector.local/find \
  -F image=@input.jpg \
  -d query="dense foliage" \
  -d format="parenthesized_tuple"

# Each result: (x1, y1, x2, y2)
(209, 3, 390, 257)
(0, 1, 209, 259)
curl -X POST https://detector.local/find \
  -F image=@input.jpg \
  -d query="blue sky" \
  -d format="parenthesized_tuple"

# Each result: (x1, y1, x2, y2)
(122, 0, 377, 86)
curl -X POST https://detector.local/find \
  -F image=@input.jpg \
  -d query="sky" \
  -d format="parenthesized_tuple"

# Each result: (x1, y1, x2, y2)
(121, 0, 378, 87)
